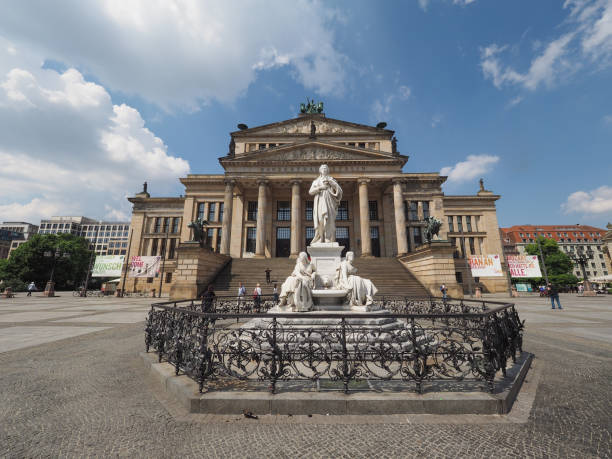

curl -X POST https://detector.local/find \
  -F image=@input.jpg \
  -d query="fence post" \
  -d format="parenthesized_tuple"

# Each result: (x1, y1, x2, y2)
(341, 318, 349, 394)
(269, 317, 278, 394)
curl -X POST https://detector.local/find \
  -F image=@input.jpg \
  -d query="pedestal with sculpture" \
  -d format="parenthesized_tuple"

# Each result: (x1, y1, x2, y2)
(169, 219, 230, 300)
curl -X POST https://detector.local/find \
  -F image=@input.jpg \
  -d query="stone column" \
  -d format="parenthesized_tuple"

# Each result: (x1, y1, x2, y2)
(393, 179, 408, 256)
(220, 180, 234, 255)
(255, 180, 268, 257)
(358, 179, 372, 257)
(290, 180, 301, 257)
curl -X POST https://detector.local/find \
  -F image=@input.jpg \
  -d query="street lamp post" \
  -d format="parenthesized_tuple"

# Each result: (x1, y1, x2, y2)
(43, 247, 70, 297)
(158, 222, 170, 298)
(570, 245, 596, 297)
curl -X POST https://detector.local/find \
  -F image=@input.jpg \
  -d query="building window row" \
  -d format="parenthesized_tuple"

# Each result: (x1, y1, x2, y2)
(403, 201, 431, 221)
(447, 215, 478, 233)
(196, 202, 224, 222)
(150, 217, 181, 234)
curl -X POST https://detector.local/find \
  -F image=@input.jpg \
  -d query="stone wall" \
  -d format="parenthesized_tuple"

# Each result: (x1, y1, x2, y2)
(398, 241, 463, 298)
(169, 242, 231, 300)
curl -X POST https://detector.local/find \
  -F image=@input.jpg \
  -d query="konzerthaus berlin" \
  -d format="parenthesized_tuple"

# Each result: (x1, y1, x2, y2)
(125, 109, 509, 298)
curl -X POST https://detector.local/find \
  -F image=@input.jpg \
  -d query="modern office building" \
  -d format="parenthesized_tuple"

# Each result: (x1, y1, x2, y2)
(0, 222, 38, 257)
(500, 224, 608, 279)
(37, 216, 130, 256)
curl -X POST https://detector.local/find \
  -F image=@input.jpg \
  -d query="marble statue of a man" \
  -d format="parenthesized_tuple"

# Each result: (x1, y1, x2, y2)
(309, 164, 343, 244)
(278, 252, 316, 311)
(334, 251, 378, 306)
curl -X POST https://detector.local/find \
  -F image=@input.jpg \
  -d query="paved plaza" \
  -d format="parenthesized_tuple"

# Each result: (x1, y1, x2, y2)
(0, 292, 610, 458)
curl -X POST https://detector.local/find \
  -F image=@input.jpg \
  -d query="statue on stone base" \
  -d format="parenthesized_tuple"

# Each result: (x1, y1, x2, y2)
(334, 251, 378, 307)
(309, 164, 343, 244)
(278, 252, 316, 311)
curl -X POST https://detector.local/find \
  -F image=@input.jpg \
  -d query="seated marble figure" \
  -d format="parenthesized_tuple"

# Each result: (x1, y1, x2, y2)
(334, 251, 378, 306)
(278, 252, 316, 311)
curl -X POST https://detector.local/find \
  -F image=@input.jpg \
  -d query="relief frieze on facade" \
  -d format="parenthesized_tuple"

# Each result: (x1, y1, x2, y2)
(262, 120, 368, 135)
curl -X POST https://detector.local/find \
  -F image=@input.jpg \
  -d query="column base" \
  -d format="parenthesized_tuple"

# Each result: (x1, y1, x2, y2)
(252, 254, 267, 259)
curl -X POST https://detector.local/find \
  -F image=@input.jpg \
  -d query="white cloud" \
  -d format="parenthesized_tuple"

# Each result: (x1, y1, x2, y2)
(0, 0, 347, 109)
(431, 114, 443, 127)
(480, 0, 612, 92)
(371, 85, 411, 120)
(418, 0, 476, 10)
(562, 185, 612, 214)
(440, 154, 500, 183)
(603, 114, 612, 123)
(0, 53, 189, 223)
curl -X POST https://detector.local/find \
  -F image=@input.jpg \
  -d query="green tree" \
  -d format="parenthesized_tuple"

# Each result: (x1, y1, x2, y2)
(524, 237, 578, 286)
(5, 233, 92, 290)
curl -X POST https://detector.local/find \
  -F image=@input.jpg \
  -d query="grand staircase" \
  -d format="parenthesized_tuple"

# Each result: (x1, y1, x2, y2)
(211, 257, 429, 298)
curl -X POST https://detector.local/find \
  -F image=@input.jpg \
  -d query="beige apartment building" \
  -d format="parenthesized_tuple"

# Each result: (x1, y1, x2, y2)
(125, 111, 508, 295)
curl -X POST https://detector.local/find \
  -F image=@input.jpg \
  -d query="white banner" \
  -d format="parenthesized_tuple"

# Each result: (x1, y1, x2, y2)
(128, 256, 161, 278)
(91, 255, 125, 277)
(507, 255, 542, 278)
(468, 254, 504, 277)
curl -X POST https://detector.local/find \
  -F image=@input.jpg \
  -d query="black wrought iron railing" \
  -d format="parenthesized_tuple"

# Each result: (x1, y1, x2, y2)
(145, 296, 524, 394)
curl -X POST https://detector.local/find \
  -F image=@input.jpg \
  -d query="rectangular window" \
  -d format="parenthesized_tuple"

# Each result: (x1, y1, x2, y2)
(197, 203, 205, 221)
(455, 271, 463, 284)
(409, 201, 418, 221)
(216, 229, 222, 252)
(358, 142, 366, 148)
(172, 217, 180, 233)
(246, 227, 257, 252)
(466, 216, 472, 232)
(413, 227, 422, 247)
(151, 238, 159, 255)
(247, 201, 258, 221)
(165, 272, 172, 283)
(336, 201, 349, 220)
(277, 201, 291, 221)
(164, 217, 170, 233)
(218, 203, 224, 223)
(276, 227, 290, 239)
(469, 237, 475, 255)
(457, 216, 463, 232)
(168, 238, 177, 259)
(208, 203, 216, 221)
(448, 216, 454, 232)
(368, 200, 378, 221)
(370, 226, 379, 239)
(422, 201, 430, 219)
(336, 227, 349, 239)
(305, 226, 315, 247)
(305, 201, 313, 221)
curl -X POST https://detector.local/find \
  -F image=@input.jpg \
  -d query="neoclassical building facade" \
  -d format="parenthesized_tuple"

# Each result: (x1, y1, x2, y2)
(125, 111, 508, 295)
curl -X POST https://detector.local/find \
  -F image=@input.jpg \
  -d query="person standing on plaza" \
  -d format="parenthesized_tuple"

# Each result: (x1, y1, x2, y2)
(265, 268, 271, 284)
(201, 284, 215, 312)
(237, 282, 246, 305)
(27, 281, 36, 296)
(253, 283, 262, 310)
(547, 283, 563, 309)
(273, 283, 279, 303)
(440, 283, 447, 300)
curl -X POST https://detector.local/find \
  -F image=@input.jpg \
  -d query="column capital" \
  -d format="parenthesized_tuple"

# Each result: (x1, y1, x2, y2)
(224, 178, 236, 187)
(357, 178, 371, 185)
(392, 177, 406, 185)
(257, 178, 269, 187)
(290, 179, 301, 186)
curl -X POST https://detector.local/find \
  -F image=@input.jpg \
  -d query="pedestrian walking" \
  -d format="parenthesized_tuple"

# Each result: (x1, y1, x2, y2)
(273, 283, 279, 303)
(27, 282, 36, 296)
(440, 283, 447, 300)
(237, 282, 246, 306)
(547, 283, 563, 309)
(265, 268, 271, 284)
(201, 284, 215, 312)
(253, 283, 262, 310)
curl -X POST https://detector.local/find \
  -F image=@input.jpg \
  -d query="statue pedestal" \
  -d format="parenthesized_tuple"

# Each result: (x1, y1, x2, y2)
(307, 242, 344, 289)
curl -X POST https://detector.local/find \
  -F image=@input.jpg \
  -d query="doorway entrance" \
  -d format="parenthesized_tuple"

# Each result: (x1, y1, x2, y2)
(276, 227, 290, 257)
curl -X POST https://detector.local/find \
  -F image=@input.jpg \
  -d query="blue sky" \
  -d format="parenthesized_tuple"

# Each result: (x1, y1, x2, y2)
(0, 0, 610, 228)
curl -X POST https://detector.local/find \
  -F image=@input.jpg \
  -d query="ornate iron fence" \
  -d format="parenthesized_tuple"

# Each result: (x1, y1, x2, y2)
(145, 296, 523, 394)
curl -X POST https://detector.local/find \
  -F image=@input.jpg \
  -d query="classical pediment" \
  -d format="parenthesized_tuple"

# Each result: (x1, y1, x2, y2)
(232, 116, 393, 137)
(222, 141, 403, 163)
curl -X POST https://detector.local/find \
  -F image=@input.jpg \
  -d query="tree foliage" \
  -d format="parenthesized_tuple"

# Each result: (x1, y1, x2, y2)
(2, 234, 92, 290)
(524, 236, 577, 284)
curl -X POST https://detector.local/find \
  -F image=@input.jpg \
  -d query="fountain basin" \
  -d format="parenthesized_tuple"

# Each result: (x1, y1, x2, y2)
(312, 288, 348, 309)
